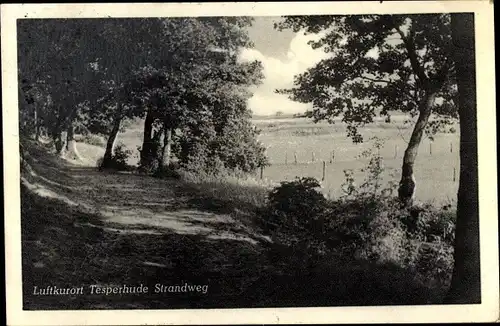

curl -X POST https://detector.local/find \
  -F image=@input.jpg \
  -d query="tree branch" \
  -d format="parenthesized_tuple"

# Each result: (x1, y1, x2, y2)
(396, 26, 428, 85)
(360, 76, 391, 83)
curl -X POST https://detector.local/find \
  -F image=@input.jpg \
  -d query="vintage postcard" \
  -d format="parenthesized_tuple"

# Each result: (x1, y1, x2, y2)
(2, 1, 498, 325)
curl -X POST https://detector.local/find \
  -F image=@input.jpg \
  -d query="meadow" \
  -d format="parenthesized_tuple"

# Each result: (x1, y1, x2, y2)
(253, 114, 460, 205)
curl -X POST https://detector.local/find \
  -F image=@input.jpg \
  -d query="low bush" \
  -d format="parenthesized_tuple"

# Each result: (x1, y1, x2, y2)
(153, 162, 182, 179)
(74, 133, 106, 147)
(414, 242, 454, 288)
(264, 177, 328, 231)
(98, 143, 133, 171)
(259, 177, 331, 270)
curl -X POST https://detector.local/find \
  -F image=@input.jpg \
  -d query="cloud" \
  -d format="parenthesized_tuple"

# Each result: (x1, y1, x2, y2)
(239, 30, 329, 116)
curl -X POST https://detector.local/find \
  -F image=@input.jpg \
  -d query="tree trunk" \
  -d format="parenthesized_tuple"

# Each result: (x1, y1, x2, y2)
(444, 13, 480, 304)
(53, 105, 69, 155)
(140, 109, 155, 167)
(398, 92, 436, 206)
(163, 128, 173, 167)
(54, 131, 65, 155)
(157, 127, 173, 170)
(101, 115, 122, 169)
(34, 105, 40, 142)
(65, 119, 81, 160)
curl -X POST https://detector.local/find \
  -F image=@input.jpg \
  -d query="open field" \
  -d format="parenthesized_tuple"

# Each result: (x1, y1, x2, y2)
(254, 116, 460, 205)
(101, 114, 459, 205)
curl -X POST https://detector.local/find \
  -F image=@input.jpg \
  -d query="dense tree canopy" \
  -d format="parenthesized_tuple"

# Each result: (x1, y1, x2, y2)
(18, 17, 266, 175)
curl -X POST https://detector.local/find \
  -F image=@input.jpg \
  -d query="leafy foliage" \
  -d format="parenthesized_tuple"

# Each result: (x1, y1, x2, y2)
(341, 137, 398, 200)
(97, 143, 132, 171)
(275, 14, 458, 142)
(260, 177, 329, 269)
(18, 17, 267, 176)
(176, 108, 269, 175)
(264, 177, 327, 232)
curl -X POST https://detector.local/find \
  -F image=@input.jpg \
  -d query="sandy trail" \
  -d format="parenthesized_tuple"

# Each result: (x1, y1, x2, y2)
(23, 142, 265, 245)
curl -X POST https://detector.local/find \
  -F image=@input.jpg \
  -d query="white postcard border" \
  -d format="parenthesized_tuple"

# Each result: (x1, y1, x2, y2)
(2, 1, 498, 325)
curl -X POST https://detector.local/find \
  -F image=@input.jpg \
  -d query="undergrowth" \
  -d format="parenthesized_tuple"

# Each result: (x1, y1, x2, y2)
(97, 142, 134, 171)
(257, 137, 456, 293)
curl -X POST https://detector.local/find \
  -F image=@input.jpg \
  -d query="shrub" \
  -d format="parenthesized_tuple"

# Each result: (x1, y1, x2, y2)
(263, 177, 328, 233)
(112, 143, 132, 169)
(259, 138, 456, 289)
(325, 197, 409, 263)
(178, 143, 228, 177)
(260, 177, 330, 269)
(340, 137, 398, 201)
(336, 138, 455, 283)
(414, 242, 454, 288)
(74, 134, 105, 147)
(397, 203, 456, 245)
(98, 143, 132, 171)
(176, 114, 269, 177)
(359, 204, 405, 262)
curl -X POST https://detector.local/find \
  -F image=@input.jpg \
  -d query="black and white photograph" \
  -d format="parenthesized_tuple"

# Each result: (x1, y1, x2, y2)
(2, 2, 498, 325)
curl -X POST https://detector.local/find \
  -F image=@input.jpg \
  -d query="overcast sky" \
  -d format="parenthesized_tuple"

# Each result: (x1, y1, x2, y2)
(242, 17, 329, 116)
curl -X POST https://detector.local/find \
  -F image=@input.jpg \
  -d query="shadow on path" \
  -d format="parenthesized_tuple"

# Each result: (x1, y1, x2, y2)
(23, 142, 264, 245)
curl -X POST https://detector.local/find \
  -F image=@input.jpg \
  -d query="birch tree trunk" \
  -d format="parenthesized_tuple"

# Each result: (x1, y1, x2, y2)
(398, 92, 436, 206)
(101, 104, 123, 169)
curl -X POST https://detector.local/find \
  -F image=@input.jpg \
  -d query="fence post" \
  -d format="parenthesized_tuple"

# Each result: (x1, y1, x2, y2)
(453, 167, 456, 182)
(331, 150, 335, 163)
(429, 142, 432, 155)
(260, 166, 263, 180)
(312, 152, 316, 162)
(450, 142, 453, 153)
(322, 161, 326, 181)
(394, 145, 398, 159)
(294, 152, 298, 165)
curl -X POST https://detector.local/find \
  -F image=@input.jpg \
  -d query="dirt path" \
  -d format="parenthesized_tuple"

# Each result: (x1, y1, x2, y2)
(23, 142, 266, 245)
